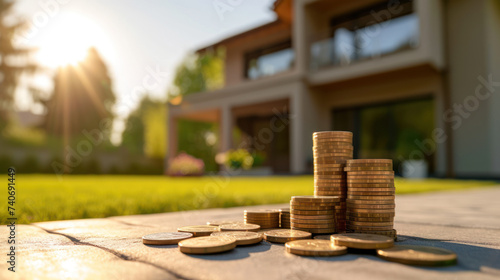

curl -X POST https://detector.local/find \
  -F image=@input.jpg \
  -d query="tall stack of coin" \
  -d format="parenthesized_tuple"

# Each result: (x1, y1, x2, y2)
(290, 196, 339, 234)
(313, 131, 353, 232)
(345, 159, 396, 239)
(280, 208, 290, 228)
(244, 210, 279, 229)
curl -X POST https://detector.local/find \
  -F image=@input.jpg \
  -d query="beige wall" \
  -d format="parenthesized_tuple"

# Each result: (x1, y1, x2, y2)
(223, 22, 292, 87)
(446, 0, 500, 177)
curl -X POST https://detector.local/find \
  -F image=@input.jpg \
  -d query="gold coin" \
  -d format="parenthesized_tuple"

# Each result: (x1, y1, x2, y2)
(348, 221, 393, 226)
(313, 163, 345, 167)
(291, 195, 341, 203)
(314, 175, 346, 179)
(347, 179, 394, 184)
(291, 227, 336, 234)
(244, 221, 279, 227)
(314, 152, 353, 157)
(348, 192, 395, 196)
(313, 131, 353, 137)
(177, 225, 219, 237)
(244, 210, 280, 216)
(263, 229, 312, 243)
(291, 209, 335, 215)
(344, 167, 393, 172)
(290, 218, 335, 224)
(348, 217, 394, 222)
(347, 204, 395, 210)
(291, 223, 336, 229)
(377, 245, 457, 266)
(348, 184, 394, 188)
(347, 208, 395, 214)
(347, 195, 395, 200)
(210, 231, 262, 246)
(346, 159, 392, 164)
(347, 224, 394, 231)
(313, 148, 353, 153)
(331, 233, 394, 249)
(290, 214, 334, 220)
(349, 229, 396, 235)
(346, 171, 394, 175)
(347, 212, 395, 218)
(286, 239, 348, 257)
(347, 175, 394, 179)
(279, 208, 290, 213)
(314, 172, 345, 176)
(314, 192, 346, 197)
(178, 236, 236, 254)
(291, 202, 336, 207)
(206, 220, 241, 226)
(347, 187, 395, 192)
(142, 232, 193, 245)
(219, 223, 260, 232)
(346, 199, 394, 205)
(291, 205, 334, 211)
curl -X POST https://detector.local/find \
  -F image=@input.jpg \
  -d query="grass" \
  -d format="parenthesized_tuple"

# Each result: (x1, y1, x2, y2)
(2, 175, 497, 224)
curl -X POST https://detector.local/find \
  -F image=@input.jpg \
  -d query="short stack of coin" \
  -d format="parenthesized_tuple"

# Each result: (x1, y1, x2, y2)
(345, 159, 396, 239)
(244, 210, 279, 229)
(313, 131, 353, 232)
(280, 208, 290, 228)
(290, 196, 339, 234)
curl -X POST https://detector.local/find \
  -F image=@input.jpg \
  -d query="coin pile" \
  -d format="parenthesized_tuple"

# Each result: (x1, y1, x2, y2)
(313, 131, 353, 232)
(244, 210, 279, 229)
(280, 208, 290, 228)
(290, 196, 339, 234)
(345, 159, 396, 239)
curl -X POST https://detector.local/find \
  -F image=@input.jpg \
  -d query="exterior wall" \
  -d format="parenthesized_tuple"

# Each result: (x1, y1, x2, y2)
(446, 0, 500, 177)
(223, 22, 292, 87)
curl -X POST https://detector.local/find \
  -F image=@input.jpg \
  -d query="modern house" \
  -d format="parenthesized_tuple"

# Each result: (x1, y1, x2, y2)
(168, 0, 500, 178)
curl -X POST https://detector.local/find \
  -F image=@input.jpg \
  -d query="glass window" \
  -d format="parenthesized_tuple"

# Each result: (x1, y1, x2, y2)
(245, 40, 294, 80)
(310, 0, 419, 69)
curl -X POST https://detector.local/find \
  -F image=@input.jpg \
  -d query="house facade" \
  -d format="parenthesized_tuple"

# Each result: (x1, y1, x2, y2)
(168, 0, 500, 178)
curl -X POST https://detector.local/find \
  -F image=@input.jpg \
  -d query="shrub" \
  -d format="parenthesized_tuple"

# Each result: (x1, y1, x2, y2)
(167, 153, 204, 176)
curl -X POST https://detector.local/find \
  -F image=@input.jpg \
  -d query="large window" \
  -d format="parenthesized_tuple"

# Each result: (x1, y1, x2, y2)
(333, 97, 435, 175)
(245, 40, 294, 80)
(311, 0, 419, 69)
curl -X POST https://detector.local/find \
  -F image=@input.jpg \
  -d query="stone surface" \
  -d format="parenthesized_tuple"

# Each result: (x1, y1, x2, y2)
(1, 187, 500, 279)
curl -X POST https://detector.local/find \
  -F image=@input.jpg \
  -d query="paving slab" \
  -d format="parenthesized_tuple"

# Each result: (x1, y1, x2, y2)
(2, 187, 500, 279)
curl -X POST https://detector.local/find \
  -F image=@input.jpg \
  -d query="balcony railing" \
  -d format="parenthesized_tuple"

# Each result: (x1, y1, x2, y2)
(310, 13, 419, 70)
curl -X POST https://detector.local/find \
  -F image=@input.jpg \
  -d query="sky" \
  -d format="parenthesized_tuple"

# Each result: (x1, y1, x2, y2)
(13, 0, 276, 143)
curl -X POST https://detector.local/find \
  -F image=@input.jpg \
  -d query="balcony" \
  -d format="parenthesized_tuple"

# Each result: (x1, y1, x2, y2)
(245, 40, 295, 80)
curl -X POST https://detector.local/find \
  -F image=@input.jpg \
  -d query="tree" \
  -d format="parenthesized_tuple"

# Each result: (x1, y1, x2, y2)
(0, 0, 37, 129)
(42, 48, 115, 139)
(121, 96, 166, 159)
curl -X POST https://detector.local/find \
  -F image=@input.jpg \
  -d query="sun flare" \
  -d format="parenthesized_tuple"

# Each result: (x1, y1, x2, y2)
(37, 14, 103, 67)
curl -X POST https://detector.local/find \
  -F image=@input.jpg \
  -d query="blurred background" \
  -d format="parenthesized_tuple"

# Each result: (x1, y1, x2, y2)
(1, 0, 499, 179)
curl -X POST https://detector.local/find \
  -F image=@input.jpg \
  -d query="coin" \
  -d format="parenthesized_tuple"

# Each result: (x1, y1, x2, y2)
(344, 167, 393, 171)
(377, 245, 457, 266)
(350, 229, 397, 236)
(219, 223, 260, 232)
(347, 224, 394, 231)
(313, 163, 345, 168)
(291, 202, 336, 207)
(291, 209, 335, 215)
(178, 236, 236, 254)
(313, 131, 353, 137)
(347, 199, 394, 205)
(286, 239, 348, 257)
(291, 205, 334, 211)
(290, 214, 334, 220)
(347, 204, 395, 209)
(291, 227, 336, 234)
(263, 229, 312, 243)
(347, 208, 395, 214)
(348, 217, 394, 222)
(347, 212, 395, 218)
(331, 233, 394, 249)
(347, 221, 393, 226)
(347, 179, 394, 184)
(346, 159, 392, 165)
(346, 171, 394, 175)
(347, 175, 394, 179)
(291, 223, 336, 229)
(347, 187, 395, 192)
(279, 208, 290, 213)
(348, 192, 395, 196)
(313, 235, 332, 240)
(291, 196, 341, 203)
(244, 210, 280, 216)
(314, 175, 347, 180)
(142, 232, 193, 245)
(290, 218, 335, 224)
(347, 195, 395, 200)
(206, 220, 241, 226)
(211, 231, 262, 246)
(177, 225, 219, 237)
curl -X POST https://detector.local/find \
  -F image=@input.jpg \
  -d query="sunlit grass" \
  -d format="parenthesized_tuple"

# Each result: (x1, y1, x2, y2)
(3, 175, 497, 224)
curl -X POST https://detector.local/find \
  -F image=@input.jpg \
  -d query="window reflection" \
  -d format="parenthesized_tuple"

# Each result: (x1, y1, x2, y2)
(246, 41, 294, 80)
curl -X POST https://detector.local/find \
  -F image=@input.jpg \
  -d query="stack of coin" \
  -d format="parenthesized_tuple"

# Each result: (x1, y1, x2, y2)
(290, 196, 339, 234)
(244, 210, 279, 229)
(280, 208, 290, 228)
(345, 159, 396, 239)
(313, 131, 353, 232)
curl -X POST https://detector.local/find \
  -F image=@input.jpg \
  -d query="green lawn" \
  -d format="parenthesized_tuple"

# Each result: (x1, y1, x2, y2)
(3, 175, 497, 224)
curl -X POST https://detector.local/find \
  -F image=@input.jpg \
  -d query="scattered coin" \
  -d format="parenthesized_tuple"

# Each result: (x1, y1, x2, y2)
(142, 232, 193, 245)
(178, 236, 236, 254)
(177, 225, 219, 237)
(377, 245, 457, 266)
(206, 220, 241, 226)
(285, 239, 348, 257)
(331, 233, 394, 249)
(313, 235, 332, 240)
(211, 231, 262, 246)
(219, 223, 260, 232)
(263, 229, 312, 243)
